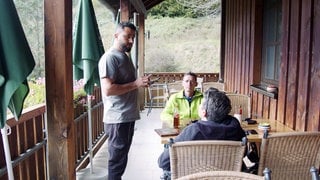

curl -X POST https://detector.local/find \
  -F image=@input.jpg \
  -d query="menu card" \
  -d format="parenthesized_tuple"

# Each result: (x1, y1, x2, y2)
(154, 128, 179, 137)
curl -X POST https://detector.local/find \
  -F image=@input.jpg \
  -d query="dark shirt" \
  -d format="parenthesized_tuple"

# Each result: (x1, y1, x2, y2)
(158, 115, 246, 171)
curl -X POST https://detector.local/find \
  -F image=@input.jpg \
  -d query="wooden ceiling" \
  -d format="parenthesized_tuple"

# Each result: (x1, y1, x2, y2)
(100, 0, 164, 18)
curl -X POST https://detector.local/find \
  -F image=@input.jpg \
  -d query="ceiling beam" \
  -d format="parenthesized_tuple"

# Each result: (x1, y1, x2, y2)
(129, 0, 147, 16)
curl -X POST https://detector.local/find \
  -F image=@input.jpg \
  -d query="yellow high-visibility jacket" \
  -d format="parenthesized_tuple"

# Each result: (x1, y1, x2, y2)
(160, 90, 203, 128)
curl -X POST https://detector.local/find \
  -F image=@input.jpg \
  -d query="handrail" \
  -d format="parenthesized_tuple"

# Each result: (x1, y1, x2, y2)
(0, 88, 105, 179)
(1, 104, 47, 179)
(0, 140, 47, 177)
(144, 72, 220, 107)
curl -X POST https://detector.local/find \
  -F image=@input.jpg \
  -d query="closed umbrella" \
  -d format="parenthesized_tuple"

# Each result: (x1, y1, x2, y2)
(0, 0, 35, 179)
(72, 0, 105, 178)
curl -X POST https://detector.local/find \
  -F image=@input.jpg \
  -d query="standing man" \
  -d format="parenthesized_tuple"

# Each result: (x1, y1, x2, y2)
(98, 22, 151, 180)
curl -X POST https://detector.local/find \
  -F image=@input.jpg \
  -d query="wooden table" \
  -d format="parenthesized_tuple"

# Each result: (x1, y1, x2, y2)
(241, 118, 294, 143)
(159, 119, 294, 144)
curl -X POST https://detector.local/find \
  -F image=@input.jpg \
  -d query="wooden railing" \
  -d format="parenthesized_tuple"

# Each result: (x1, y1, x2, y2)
(0, 104, 46, 180)
(144, 72, 220, 107)
(145, 72, 220, 83)
(0, 88, 105, 179)
(74, 87, 106, 170)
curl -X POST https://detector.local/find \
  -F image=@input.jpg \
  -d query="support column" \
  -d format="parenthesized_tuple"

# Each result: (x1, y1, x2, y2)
(44, 0, 75, 179)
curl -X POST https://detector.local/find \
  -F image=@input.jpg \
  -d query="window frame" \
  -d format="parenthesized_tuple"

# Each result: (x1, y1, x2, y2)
(261, 0, 282, 86)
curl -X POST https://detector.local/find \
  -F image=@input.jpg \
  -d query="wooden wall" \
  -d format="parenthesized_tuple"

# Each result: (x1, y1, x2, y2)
(222, 0, 320, 131)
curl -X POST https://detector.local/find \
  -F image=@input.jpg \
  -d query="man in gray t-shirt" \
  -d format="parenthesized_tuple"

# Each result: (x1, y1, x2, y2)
(98, 22, 151, 180)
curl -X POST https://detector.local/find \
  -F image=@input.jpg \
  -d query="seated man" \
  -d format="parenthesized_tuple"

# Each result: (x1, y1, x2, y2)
(160, 72, 203, 128)
(158, 88, 246, 175)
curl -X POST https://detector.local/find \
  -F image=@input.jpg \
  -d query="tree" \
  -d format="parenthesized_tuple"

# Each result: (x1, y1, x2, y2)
(176, 0, 221, 18)
(148, 0, 198, 18)
(148, 0, 221, 18)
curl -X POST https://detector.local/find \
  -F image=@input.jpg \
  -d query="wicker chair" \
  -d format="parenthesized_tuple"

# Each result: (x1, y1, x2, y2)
(258, 132, 320, 180)
(167, 81, 182, 97)
(202, 82, 225, 92)
(176, 168, 272, 180)
(147, 83, 168, 116)
(226, 93, 251, 120)
(169, 138, 247, 179)
(310, 166, 320, 180)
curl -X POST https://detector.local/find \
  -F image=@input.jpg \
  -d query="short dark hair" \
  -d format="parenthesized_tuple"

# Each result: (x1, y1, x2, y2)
(116, 21, 136, 32)
(184, 71, 197, 81)
(202, 87, 231, 122)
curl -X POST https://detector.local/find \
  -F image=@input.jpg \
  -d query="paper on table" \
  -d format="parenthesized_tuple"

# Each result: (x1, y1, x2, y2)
(154, 128, 179, 137)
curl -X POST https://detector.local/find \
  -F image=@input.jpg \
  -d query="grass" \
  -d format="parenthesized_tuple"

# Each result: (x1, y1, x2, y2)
(145, 16, 221, 73)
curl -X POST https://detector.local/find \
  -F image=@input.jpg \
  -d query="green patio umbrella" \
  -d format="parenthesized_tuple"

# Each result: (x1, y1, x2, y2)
(73, 0, 104, 95)
(0, 0, 35, 179)
(72, 0, 105, 178)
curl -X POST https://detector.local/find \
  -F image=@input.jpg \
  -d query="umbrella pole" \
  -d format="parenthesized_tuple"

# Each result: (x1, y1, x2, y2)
(87, 95, 93, 174)
(1, 124, 14, 180)
(76, 95, 108, 179)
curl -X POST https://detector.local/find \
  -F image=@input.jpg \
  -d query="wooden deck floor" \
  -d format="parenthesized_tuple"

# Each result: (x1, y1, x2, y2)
(77, 108, 165, 180)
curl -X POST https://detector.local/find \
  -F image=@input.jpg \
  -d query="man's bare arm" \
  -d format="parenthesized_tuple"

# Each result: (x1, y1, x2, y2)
(100, 75, 151, 96)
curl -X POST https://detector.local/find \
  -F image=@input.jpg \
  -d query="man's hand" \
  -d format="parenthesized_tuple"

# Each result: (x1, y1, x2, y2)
(136, 74, 152, 87)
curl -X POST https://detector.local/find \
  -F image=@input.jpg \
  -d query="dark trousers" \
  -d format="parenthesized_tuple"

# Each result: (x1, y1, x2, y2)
(105, 122, 135, 180)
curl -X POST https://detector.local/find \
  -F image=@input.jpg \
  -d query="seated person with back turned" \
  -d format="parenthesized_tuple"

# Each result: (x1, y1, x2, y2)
(158, 88, 246, 175)
(161, 72, 203, 128)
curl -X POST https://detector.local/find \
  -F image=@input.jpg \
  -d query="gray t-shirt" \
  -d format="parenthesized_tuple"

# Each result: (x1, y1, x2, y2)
(98, 49, 140, 124)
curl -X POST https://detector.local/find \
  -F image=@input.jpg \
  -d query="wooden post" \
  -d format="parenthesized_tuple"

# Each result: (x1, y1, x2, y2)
(138, 13, 146, 110)
(120, 0, 130, 21)
(44, 0, 75, 179)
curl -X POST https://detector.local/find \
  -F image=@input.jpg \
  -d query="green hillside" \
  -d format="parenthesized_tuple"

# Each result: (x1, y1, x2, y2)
(144, 16, 221, 73)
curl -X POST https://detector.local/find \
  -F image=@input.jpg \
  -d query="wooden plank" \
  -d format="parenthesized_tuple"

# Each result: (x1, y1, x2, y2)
(251, 91, 256, 117)
(220, 0, 226, 82)
(285, 0, 301, 129)
(224, 0, 231, 90)
(37, 148, 46, 179)
(251, 91, 258, 118)
(34, 115, 44, 144)
(10, 126, 19, 160)
(26, 119, 35, 150)
(238, 0, 244, 93)
(257, 93, 264, 118)
(232, 0, 237, 92)
(129, 0, 147, 15)
(138, 13, 145, 110)
(262, 96, 270, 119)
(244, 0, 250, 93)
(28, 155, 36, 179)
(44, 1, 75, 179)
(308, 0, 320, 131)
(296, 0, 312, 131)
(278, 0, 290, 124)
(243, 0, 248, 94)
(269, 98, 278, 120)
(120, 0, 130, 21)
(251, 0, 263, 85)
(228, 0, 233, 89)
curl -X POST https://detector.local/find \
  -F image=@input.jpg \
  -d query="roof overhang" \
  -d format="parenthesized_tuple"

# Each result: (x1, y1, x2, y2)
(99, 0, 164, 19)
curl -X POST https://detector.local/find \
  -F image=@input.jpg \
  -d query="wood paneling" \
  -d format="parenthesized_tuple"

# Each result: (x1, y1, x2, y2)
(308, 0, 320, 131)
(223, 0, 320, 131)
(285, 0, 300, 129)
(297, 0, 312, 131)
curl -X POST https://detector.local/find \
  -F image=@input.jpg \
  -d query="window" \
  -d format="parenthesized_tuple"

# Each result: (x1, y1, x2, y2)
(261, 0, 282, 86)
